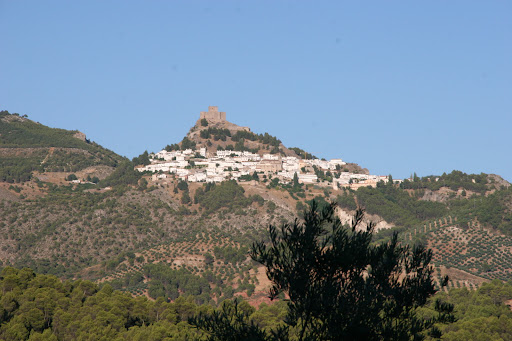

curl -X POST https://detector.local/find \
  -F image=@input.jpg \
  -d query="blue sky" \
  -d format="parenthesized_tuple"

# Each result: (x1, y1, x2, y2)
(1, 1, 511, 181)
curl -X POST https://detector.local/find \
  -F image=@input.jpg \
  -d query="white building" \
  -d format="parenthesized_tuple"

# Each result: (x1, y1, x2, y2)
(188, 172, 207, 182)
(140, 144, 397, 190)
(298, 173, 318, 183)
(217, 150, 243, 158)
(329, 159, 346, 169)
(199, 148, 207, 157)
(263, 154, 280, 161)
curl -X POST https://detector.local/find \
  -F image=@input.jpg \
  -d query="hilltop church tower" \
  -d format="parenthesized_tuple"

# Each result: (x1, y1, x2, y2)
(200, 106, 226, 122)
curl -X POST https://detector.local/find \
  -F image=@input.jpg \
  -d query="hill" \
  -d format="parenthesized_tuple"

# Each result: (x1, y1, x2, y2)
(0, 110, 124, 184)
(162, 106, 367, 174)
(0, 107, 512, 306)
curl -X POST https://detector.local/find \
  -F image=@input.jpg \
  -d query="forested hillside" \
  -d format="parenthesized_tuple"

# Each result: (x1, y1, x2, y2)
(1, 109, 512, 337)
(0, 111, 123, 183)
(2, 264, 512, 340)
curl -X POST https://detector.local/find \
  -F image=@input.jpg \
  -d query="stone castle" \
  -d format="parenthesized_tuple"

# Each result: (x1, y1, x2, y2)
(200, 106, 226, 122)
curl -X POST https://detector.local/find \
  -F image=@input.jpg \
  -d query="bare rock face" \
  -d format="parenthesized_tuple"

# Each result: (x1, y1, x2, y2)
(336, 207, 394, 231)
(73, 131, 87, 142)
(1, 114, 29, 123)
(344, 163, 369, 175)
(421, 189, 451, 203)
(488, 174, 511, 188)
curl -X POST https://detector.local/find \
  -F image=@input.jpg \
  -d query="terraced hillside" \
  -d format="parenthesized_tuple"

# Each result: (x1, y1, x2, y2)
(399, 215, 512, 283)
(92, 180, 512, 303)
(2, 109, 512, 308)
(0, 110, 123, 183)
(0, 177, 296, 280)
(95, 231, 271, 306)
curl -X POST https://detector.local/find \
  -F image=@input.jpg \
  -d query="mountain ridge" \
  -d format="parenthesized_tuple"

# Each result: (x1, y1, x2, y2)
(0, 107, 511, 306)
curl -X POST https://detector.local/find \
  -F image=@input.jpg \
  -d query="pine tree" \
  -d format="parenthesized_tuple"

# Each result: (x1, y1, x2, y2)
(193, 201, 454, 340)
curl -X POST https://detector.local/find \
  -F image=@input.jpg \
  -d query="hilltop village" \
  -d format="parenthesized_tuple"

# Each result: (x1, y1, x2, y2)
(136, 107, 399, 189)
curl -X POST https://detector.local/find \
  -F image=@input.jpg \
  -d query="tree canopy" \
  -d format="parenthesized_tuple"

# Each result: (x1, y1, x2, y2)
(193, 201, 455, 340)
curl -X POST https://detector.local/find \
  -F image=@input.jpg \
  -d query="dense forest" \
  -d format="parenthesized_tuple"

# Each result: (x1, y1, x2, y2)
(2, 265, 512, 340)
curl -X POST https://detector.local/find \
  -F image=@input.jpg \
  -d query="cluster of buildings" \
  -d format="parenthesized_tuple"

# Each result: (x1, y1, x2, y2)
(135, 106, 401, 189)
(136, 148, 396, 190)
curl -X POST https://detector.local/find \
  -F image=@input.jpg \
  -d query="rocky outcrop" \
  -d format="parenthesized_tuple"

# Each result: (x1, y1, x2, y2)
(421, 189, 451, 203)
(336, 207, 394, 231)
(73, 131, 87, 142)
(488, 174, 510, 188)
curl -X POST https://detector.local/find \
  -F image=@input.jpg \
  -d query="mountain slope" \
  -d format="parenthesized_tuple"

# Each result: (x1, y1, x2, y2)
(1, 108, 512, 305)
(0, 110, 123, 183)
(163, 107, 368, 174)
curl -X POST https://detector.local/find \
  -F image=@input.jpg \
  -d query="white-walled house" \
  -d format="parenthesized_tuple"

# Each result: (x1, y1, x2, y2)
(188, 172, 207, 182)
(263, 154, 280, 161)
(298, 173, 318, 183)
(138, 145, 400, 188)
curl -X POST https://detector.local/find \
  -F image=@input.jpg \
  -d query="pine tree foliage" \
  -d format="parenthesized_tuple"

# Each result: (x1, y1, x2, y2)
(251, 201, 454, 340)
(190, 299, 278, 341)
(193, 201, 455, 340)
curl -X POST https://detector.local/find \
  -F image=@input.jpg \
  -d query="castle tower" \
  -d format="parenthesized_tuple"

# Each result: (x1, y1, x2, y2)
(200, 106, 226, 121)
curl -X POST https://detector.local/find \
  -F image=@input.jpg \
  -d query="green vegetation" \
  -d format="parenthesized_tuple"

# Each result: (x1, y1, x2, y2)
(194, 203, 454, 340)
(403, 214, 512, 282)
(194, 180, 264, 213)
(0, 157, 38, 182)
(198, 127, 282, 150)
(423, 280, 512, 340)
(266, 173, 306, 200)
(232, 140, 259, 154)
(239, 171, 259, 182)
(0, 170, 282, 281)
(3, 265, 512, 341)
(164, 143, 180, 151)
(95, 215, 274, 301)
(0, 111, 93, 148)
(0, 182, 178, 278)
(335, 183, 448, 228)
(165, 136, 197, 151)
(132, 150, 150, 166)
(99, 160, 142, 187)
(354, 184, 448, 227)
(401, 171, 490, 194)
(0, 110, 122, 183)
(330, 174, 512, 281)
(181, 137, 196, 150)
(213, 245, 248, 264)
(289, 147, 317, 160)
(3, 110, 512, 339)
(448, 186, 512, 235)
(0, 267, 204, 340)
(1, 194, 512, 340)
(333, 171, 512, 237)
(231, 131, 281, 148)
(200, 127, 232, 141)
(145, 263, 211, 304)
(65, 174, 77, 181)
(312, 165, 334, 183)
(336, 191, 357, 211)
